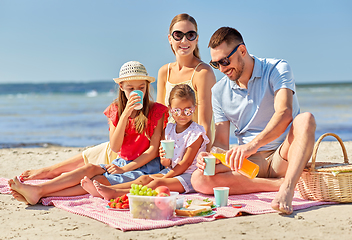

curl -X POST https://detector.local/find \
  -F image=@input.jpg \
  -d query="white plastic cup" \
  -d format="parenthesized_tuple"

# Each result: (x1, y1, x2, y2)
(160, 140, 175, 159)
(130, 90, 143, 110)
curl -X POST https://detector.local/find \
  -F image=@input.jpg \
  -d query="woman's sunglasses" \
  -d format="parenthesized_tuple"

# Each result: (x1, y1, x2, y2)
(170, 107, 195, 117)
(209, 43, 244, 69)
(171, 30, 198, 41)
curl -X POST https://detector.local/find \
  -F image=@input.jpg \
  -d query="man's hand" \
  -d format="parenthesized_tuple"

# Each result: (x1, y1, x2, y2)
(196, 152, 220, 172)
(226, 143, 257, 171)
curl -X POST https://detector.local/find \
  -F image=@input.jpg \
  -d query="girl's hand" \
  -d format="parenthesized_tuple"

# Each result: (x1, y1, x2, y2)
(121, 92, 141, 117)
(105, 164, 125, 174)
(159, 146, 171, 167)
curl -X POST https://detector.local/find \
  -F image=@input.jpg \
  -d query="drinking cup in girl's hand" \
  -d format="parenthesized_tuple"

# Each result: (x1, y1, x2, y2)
(160, 140, 175, 158)
(130, 90, 143, 110)
(203, 155, 216, 175)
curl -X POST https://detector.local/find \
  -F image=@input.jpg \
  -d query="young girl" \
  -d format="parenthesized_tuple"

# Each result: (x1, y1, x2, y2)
(80, 84, 210, 200)
(8, 61, 169, 205)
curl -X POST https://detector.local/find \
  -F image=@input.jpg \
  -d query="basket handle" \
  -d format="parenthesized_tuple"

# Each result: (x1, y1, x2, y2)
(311, 133, 349, 171)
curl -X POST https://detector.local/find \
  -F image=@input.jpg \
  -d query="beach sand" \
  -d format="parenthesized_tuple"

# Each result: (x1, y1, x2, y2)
(1, 141, 352, 240)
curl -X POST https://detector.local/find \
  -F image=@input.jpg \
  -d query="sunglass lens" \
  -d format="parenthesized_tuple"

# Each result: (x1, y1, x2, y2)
(172, 31, 184, 41)
(184, 108, 193, 116)
(209, 62, 219, 69)
(219, 58, 231, 67)
(186, 31, 197, 41)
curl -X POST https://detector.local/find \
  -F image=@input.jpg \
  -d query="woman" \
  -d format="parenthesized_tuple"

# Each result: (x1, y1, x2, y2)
(157, 13, 216, 150)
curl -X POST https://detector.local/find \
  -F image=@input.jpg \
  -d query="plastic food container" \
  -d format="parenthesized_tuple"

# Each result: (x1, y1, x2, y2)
(128, 192, 179, 220)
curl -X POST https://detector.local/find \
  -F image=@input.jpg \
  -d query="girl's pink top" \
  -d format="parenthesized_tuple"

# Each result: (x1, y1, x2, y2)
(104, 102, 169, 160)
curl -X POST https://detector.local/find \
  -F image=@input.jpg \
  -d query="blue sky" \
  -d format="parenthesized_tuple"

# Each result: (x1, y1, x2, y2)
(0, 0, 351, 84)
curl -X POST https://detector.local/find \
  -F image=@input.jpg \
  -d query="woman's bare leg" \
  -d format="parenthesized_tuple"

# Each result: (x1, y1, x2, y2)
(20, 153, 85, 180)
(9, 163, 107, 205)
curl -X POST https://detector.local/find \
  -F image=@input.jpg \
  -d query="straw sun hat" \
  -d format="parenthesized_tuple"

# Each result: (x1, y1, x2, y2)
(113, 61, 155, 83)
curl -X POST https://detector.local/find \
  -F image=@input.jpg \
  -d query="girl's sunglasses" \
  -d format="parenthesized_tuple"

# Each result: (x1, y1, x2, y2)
(209, 43, 244, 69)
(170, 107, 195, 117)
(171, 30, 198, 41)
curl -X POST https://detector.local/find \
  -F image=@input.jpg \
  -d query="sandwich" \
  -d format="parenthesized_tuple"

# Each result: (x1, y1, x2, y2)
(175, 198, 214, 217)
(185, 198, 214, 208)
(175, 205, 212, 217)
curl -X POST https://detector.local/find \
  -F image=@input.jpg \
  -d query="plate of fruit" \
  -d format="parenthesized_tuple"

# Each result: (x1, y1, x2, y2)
(106, 194, 129, 210)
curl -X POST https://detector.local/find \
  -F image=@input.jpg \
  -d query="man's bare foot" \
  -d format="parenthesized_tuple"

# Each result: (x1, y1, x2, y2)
(93, 180, 124, 200)
(10, 189, 29, 204)
(80, 176, 103, 198)
(271, 182, 294, 214)
(8, 177, 42, 205)
(20, 169, 50, 181)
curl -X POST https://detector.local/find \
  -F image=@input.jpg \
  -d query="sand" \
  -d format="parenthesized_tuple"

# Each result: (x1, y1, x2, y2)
(1, 141, 352, 240)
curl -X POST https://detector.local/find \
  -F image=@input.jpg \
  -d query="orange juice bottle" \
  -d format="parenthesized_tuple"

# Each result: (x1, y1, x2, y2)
(211, 152, 259, 179)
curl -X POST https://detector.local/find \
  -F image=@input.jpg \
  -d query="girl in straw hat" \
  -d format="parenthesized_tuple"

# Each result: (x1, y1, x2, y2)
(157, 13, 216, 151)
(9, 61, 169, 205)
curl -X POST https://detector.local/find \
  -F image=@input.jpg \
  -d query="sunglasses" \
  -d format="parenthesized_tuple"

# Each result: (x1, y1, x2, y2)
(171, 30, 198, 41)
(170, 107, 195, 117)
(209, 43, 244, 69)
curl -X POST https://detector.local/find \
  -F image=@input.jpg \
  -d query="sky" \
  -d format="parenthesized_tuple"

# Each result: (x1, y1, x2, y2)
(0, 0, 351, 85)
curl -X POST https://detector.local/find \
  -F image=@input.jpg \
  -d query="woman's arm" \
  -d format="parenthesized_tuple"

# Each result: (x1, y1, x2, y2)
(194, 64, 216, 150)
(162, 136, 203, 178)
(120, 113, 165, 172)
(157, 64, 168, 105)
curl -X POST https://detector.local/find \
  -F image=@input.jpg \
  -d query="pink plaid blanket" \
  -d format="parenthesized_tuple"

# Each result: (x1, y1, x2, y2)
(0, 177, 336, 231)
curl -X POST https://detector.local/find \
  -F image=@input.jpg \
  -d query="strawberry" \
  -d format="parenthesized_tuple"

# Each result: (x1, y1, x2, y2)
(116, 202, 123, 209)
(122, 203, 129, 209)
(121, 194, 128, 201)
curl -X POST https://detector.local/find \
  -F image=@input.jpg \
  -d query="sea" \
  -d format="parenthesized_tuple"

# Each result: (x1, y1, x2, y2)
(0, 81, 351, 149)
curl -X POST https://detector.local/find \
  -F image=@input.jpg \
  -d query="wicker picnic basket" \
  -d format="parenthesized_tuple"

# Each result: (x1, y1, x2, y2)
(297, 133, 352, 202)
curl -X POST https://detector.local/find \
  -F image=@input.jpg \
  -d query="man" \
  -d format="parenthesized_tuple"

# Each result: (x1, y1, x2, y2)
(191, 27, 316, 214)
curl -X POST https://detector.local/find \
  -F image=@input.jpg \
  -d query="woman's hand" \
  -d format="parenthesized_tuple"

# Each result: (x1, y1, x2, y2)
(104, 164, 125, 174)
(159, 146, 171, 167)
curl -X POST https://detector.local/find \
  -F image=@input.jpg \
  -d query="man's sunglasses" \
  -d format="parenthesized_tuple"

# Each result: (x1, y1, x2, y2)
(209, 43, 245, 69)
(171, 30, 198, 41)
(170, 107, 195, 117)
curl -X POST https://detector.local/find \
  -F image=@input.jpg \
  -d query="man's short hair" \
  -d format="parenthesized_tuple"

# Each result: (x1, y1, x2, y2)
(208, 27, 244, 48)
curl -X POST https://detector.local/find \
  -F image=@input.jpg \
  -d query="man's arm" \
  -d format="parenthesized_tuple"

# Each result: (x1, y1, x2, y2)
(212, 121, 230, 150)
(227, 88, 294, 170)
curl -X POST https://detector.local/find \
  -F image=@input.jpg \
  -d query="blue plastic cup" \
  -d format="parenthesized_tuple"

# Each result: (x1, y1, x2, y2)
(130, 90, 143, 110)
(160, 140, 175, 159)
(203, 156, 216, 176)
(213, 187, 229, 207)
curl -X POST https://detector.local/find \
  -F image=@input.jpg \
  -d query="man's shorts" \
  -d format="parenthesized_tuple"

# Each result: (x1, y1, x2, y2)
(248, 145, 288, 178)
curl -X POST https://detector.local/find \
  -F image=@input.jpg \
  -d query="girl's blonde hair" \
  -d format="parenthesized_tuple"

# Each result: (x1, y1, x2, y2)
(168, 84, 196, 107)
(113, 81, 151, 136)
(169, 13, 200, 60)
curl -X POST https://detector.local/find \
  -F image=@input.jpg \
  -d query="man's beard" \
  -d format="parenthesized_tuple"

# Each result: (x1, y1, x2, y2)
(228, 55, 245, 82)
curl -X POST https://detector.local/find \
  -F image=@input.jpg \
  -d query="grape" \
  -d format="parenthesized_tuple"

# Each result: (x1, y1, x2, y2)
(141, 186, 148, 192)
(131, 183, 137, 189)
(129, 189, 134, 194)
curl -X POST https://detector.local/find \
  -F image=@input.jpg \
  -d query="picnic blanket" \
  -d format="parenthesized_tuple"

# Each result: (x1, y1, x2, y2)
(0, 177, 336, 231)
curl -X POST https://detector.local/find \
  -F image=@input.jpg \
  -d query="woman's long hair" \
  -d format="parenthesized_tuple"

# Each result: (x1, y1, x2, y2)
(113, 81, 151, 137)
(169, 13, 200, 60)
